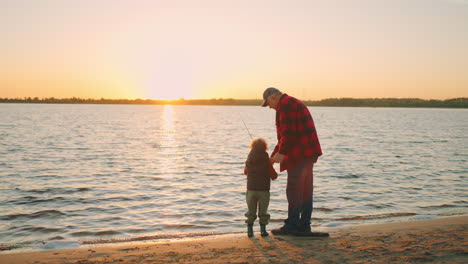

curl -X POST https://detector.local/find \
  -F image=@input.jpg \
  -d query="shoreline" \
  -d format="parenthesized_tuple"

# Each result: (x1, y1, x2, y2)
(1, 215, 466, 263)
(1, 213, 461, 253)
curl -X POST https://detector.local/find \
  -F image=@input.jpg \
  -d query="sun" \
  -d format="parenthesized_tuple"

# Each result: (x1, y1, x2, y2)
(143, 65, 197, 100)
(148, 88, 190, 100)
(145, 76, 197, 100)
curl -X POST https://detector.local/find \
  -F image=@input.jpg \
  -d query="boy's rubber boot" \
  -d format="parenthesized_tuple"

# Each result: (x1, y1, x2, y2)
(260, 224, 269, 237)
(247, 225, 254, 237)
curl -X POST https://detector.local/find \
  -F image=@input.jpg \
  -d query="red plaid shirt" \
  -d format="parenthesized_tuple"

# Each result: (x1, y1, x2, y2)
(271, 94, 322, 172)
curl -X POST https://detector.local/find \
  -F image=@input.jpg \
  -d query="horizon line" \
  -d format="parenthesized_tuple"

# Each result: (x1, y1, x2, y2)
(1, 96, 467, 101)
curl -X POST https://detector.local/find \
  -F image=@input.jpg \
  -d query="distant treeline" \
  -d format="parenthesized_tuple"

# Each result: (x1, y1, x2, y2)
(1, 97, 467, 108)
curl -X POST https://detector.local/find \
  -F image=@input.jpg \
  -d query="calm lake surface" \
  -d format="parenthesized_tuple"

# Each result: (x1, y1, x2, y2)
(0, 104, 467, 250)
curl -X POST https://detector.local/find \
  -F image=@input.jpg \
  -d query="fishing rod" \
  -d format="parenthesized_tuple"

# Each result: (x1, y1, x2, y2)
(240, 116, 253, 139)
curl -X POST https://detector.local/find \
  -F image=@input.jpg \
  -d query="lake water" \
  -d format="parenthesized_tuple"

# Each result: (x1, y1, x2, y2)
(0, 104, 467, 250)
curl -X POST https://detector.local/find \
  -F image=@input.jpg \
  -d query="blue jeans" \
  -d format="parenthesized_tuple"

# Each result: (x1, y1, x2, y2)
(282, 158, 314, 232)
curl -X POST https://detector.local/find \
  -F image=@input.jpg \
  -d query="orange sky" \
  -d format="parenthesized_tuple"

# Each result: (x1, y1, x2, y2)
(2, 0, 468, 100)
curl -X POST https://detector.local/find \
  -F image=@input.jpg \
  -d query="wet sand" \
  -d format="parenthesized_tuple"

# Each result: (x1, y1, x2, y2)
(1, 215, 466, 264)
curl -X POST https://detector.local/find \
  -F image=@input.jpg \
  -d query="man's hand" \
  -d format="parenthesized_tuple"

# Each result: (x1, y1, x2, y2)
(271, 153, 285, 163)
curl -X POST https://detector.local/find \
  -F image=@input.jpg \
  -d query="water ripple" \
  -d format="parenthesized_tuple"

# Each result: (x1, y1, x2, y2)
(0, 210, 67, 221)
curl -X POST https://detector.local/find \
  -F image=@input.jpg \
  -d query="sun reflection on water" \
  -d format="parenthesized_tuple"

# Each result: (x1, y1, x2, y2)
(163, 104, 174, 132)
(159, 105, 177, 174)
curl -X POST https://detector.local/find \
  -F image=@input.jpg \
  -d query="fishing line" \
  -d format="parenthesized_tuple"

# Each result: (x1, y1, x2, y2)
(240, 116, 253, 139)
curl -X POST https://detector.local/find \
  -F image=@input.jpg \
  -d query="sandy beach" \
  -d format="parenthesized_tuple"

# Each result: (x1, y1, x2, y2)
(1, 215, 466, 264)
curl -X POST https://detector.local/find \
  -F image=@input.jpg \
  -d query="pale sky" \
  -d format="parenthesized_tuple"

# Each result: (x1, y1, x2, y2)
(1, 0, 467, 100)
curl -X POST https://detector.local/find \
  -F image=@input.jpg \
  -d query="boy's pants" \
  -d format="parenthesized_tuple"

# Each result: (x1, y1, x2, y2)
(245, 190, 270, 225)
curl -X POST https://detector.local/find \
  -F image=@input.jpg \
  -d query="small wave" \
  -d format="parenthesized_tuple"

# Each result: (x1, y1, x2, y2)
(77, 207, 107, 213)
(414, 215, 437, 220)
(365, 203, 394, 209)
(97, 197, 133, 203)
(51, 146, 90, 151)
(30, 174, 60, 179)
(181, 188, 201, 193)
(336, 213, 416, 221)
(38, 240, 81, 250)
(418, 204, 458, 210)
(0, 244, 20, 251)
(7, 196, 91, 206)
(96, 216, 124, 223)
(164, 224, 195, 229)
(49, 236, 65, 240)
(70, 230, 121, 237)
(19, 226, 65, 234)
(7, 148, 21, 153)
(407, 140, 449, 144)
(80, 231, 224, 245)
(92, 173, 110, 176)
(335, 174, 361, 179)
(122, 228, 150, 234)
(336, 147, 354, 152)
(0, 210, 66, 221)
(22, 187, 91, 195)
(179, 170, 198, 174)
(213, 212, 236, 217)
(325, 222, 349, 227)
(151, 143, 160, 148)
(76, 187, 91, 192)
(8, 196, 66, 205)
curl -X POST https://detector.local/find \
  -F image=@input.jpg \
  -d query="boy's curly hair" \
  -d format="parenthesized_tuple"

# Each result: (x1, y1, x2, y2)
(250, 137, 268, 151)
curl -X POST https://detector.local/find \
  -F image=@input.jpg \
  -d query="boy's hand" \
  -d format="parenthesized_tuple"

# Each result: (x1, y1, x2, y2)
(244, 166, 248, 175)
(268, 162, 278, 180)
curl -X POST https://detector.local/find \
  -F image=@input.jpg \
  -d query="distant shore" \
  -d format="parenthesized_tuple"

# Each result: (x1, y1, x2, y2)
(1, 215, 466, 264)
(1, 97, 467, 108)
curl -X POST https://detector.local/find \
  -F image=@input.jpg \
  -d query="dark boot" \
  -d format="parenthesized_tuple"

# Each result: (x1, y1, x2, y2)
(247, 225, 253, 237)
(260, 224, 269, 237)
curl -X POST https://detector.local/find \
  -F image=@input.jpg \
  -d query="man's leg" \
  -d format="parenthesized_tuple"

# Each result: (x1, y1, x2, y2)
(299, 160, 314, 232)
(282, 159, 308, 232)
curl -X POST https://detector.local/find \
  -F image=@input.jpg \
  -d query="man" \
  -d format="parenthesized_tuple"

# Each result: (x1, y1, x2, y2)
(262, 87, 322, 235)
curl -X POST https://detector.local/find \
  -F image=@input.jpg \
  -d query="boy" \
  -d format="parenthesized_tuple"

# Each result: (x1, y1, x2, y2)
(244, 137, 278, 237)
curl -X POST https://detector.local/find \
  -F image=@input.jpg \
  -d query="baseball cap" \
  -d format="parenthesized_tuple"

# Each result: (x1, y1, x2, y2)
(261, 87, 280, 107)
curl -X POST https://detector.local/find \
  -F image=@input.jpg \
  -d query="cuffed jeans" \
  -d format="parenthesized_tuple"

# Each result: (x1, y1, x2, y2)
(245, 190, 270, 225)
(282, 158, 314, 232)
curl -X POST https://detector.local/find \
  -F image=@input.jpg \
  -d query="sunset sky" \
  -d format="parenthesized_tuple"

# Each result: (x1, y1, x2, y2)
(2, 0, 467, 100)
